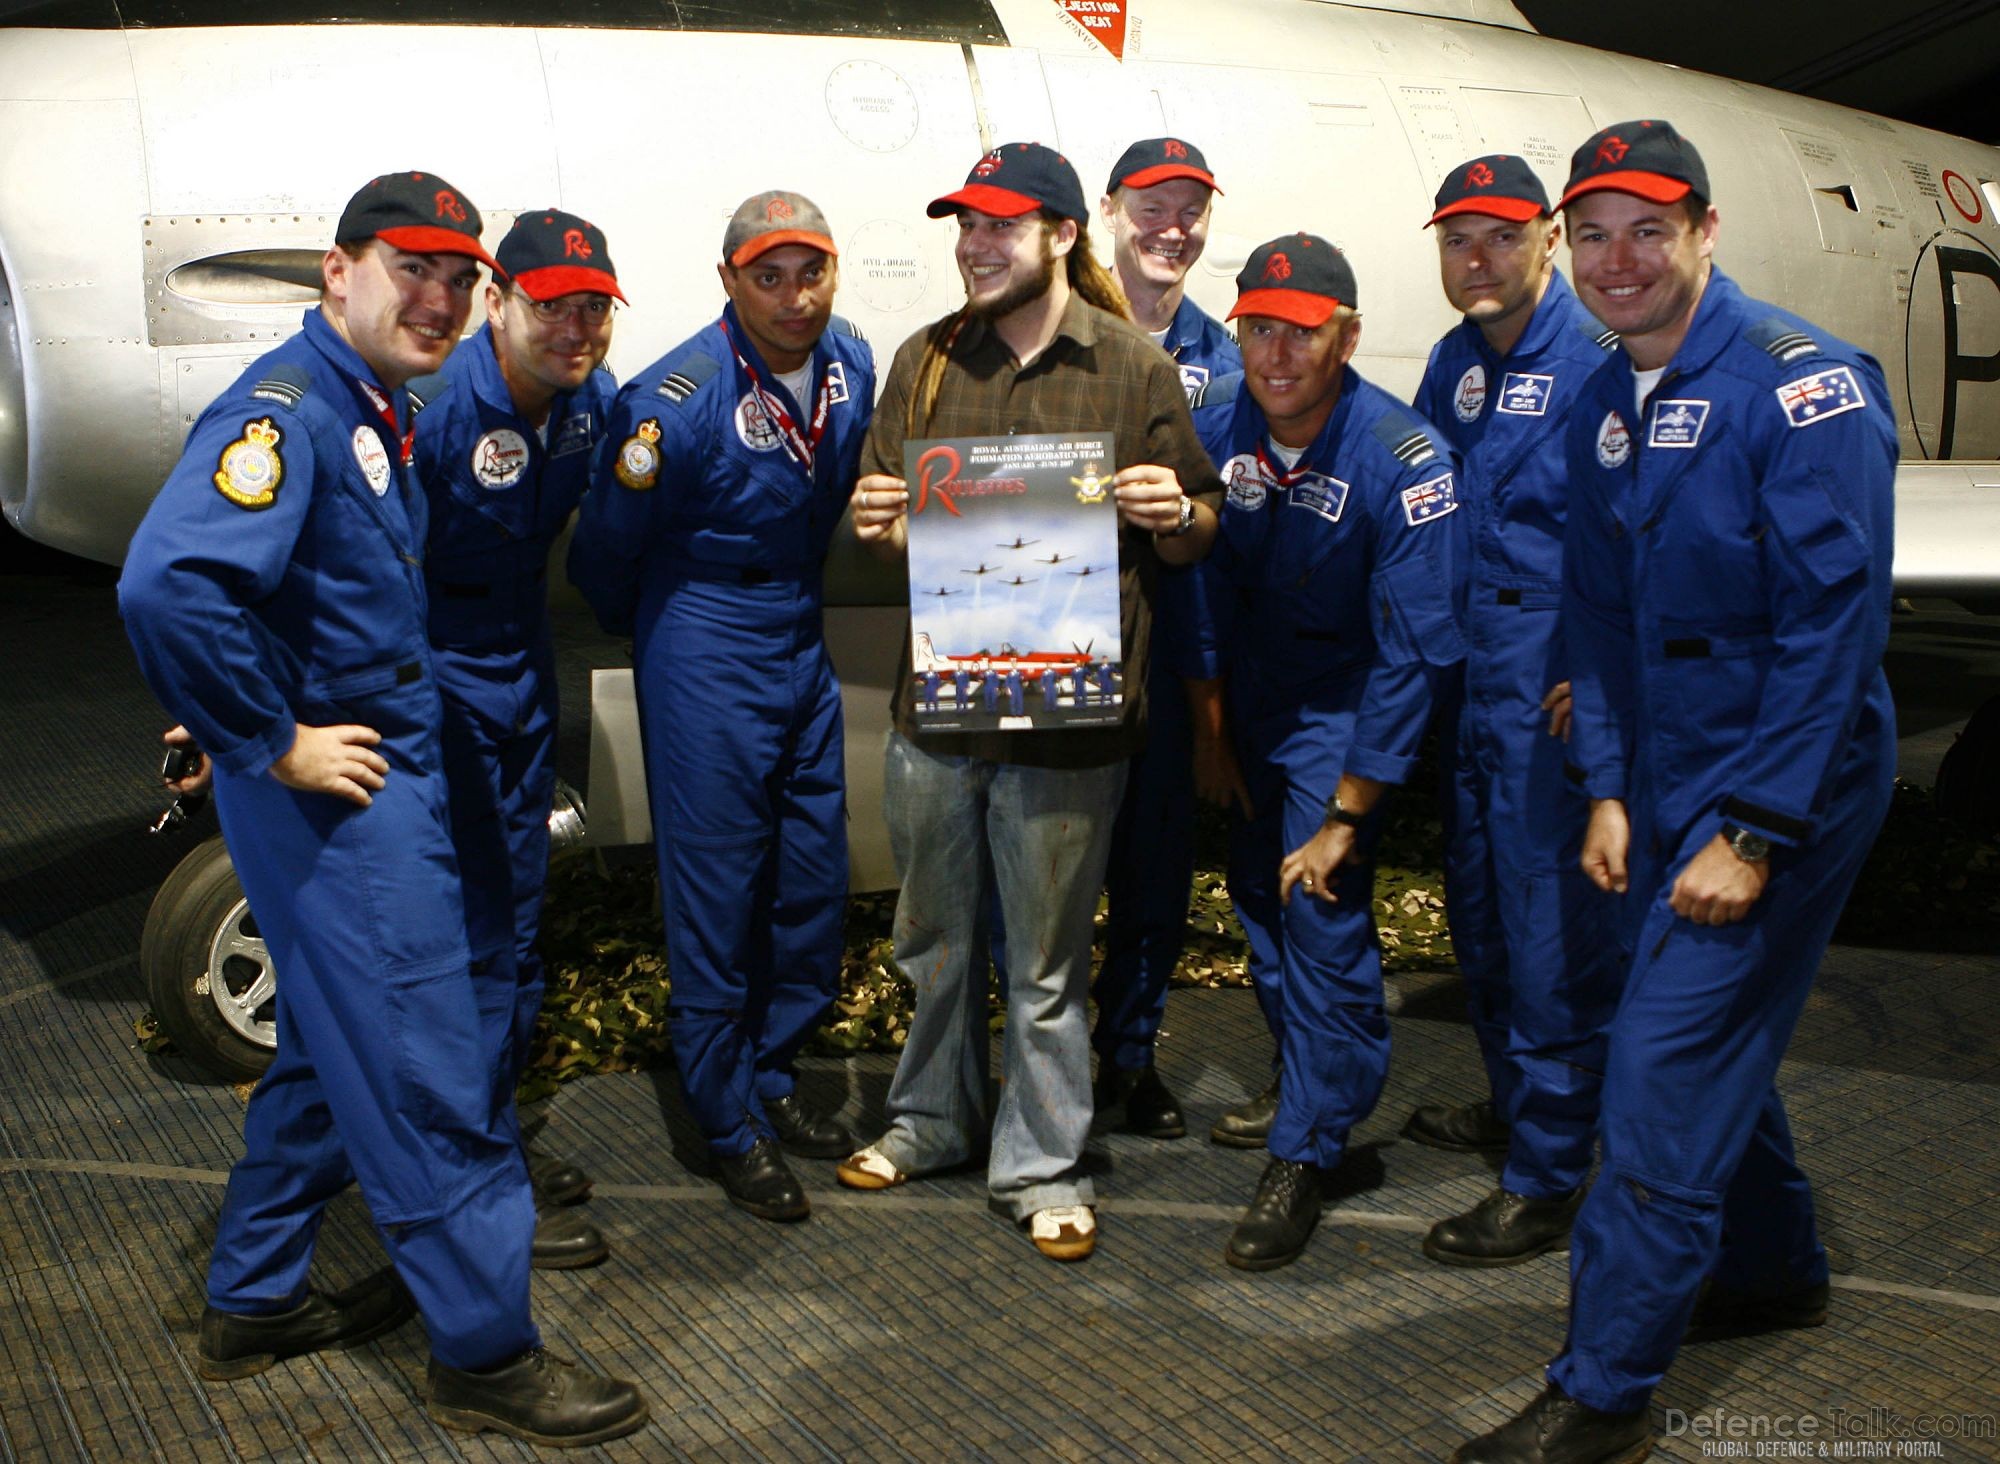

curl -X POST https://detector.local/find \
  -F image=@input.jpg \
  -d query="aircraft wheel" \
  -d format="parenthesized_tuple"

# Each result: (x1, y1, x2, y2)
(141, 834, 277, 1082)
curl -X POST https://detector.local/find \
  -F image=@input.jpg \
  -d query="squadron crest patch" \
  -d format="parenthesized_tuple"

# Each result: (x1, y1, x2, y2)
(615, 419, 662, 490)
(213, 418, 284, 510)
(1453, 364, 1487, 422)
(352, 425, 392, 496)
(1596, 409, 1632, 468)
(472, 428, 530, 488)
(1221, 453, 1266, 512)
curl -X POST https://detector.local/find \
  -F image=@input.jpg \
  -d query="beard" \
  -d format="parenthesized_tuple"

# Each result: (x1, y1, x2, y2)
(967, 246, 1060, 321)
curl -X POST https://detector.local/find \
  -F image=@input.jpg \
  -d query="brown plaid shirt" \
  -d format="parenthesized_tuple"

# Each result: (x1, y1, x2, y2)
(864, 292, 1225, 767)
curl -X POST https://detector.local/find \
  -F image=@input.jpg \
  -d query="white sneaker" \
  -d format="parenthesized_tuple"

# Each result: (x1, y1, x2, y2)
(835, 1145, 906, 1191)
(1028, 1205, 1097, 1261)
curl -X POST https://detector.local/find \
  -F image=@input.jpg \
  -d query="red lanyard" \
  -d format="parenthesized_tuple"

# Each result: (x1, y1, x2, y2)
(355, 379, 415, 465)
(1253, 439, 1316, 488)
(720, 320, 831, 476)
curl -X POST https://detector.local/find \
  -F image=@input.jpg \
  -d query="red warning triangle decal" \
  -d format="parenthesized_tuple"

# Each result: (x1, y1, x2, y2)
(1056, 0, 1128, 61)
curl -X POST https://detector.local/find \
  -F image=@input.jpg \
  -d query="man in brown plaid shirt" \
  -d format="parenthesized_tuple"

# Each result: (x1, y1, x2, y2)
(840, 142, 1224, 1262)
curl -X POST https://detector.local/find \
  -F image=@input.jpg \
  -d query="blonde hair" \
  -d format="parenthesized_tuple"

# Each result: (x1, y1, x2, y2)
(905, 213, 1133, 437)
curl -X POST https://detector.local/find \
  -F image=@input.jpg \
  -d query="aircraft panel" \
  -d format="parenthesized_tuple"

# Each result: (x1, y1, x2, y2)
(0, 0, 1009, 41)
(534, 30, 989, 383)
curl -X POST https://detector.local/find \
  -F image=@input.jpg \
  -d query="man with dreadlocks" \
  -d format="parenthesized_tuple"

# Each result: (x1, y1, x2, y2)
(840, 142, 1226, 1262)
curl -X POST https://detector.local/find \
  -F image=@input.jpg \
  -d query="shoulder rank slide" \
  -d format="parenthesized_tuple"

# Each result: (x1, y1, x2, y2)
(404, 371, 447, 414)
(214, 418, 284, 509)
(829, 313, 866, 342)
(1373, 412, 1440, 470)
(247, 363, 310, 409)
(1748, 316, 1821, 365)
(1192, 373, 1241, 411)
(1592, 326, 1619, 350)
(657, 352, 721, 404)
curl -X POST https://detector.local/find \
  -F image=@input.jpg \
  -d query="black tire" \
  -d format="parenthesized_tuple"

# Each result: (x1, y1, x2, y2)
(140, 834, 277, 1082)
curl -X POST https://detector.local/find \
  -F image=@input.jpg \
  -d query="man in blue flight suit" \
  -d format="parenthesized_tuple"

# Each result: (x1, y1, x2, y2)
(1183, 236, 1466, 1270)
(1454, 122, 1898, 1463)
(410, 209, 623, 1272)
(1092, 137, 1243, 1139)
(569, 190, 875, 1223)
(121, 172, 645, 1447)
(1407, 155, 1622, 1267)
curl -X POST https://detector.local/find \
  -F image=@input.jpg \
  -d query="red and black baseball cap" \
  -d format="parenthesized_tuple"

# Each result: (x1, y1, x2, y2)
(1227, 233, 1358, 329)
(1426, 154, 1550, 227)
(335, 171, 500, 270)
(1557, 120, 1710, 210)
(1106, 137, 1222, 194)
(928, 142, 1089, 225)
(723, 190, 838, 267)
(496, 209, 625, 302)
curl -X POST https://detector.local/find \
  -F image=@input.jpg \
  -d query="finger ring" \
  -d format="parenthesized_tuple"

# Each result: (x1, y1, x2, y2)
(1303, 876, 1314, 888)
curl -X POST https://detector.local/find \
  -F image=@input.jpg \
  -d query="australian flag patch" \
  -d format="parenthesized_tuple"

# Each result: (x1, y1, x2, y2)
(1776, 366, 1866, 428)
(1401, 473, 1459, 527)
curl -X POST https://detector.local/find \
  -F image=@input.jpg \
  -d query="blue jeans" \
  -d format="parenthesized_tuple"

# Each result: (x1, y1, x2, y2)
(875, 732, 1126, 1220)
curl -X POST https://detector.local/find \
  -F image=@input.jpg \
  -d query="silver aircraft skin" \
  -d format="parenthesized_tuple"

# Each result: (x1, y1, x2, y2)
(3, 0, 1997, 879)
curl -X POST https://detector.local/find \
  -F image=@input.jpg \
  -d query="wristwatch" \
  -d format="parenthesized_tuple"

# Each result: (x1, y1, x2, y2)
(1720, 823, 1771, 864)
(1160, 494, 1196, 537)
(1323, 792, 1365, 828)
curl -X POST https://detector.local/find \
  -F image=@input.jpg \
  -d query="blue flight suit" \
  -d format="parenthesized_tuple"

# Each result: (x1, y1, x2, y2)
(1411, 269, 1621, 1198)
(1188, 369, 1466, 1167)
(569, 304, 875, 1158)
(1550, 269, 1896, 1411)
(119, 308, 536, 1370)
(408, 326, 615, 1124)
(1086, 295, 1243, 1070)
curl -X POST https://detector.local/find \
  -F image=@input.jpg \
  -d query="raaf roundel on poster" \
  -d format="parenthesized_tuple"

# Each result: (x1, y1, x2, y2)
(1056, 0, 1127, 60)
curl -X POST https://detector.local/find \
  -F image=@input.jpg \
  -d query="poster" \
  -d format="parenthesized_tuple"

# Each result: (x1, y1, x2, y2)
(903, 432, 1123, 732)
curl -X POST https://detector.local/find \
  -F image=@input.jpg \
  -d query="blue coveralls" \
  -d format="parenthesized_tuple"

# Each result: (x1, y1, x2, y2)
(1093, 294, 1243, 1071)
(1411, 269, 1621, 1198)
(1188, 369, 1466, 1167)
(119, 309, 536, 1370)
(1550, 269, 1897, 1411)
(409, 328, 614, 1125)
(568, 305, 875, 1158)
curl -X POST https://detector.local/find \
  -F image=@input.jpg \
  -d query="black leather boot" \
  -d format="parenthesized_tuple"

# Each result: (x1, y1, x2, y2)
(197, 1268, 415, 1380)
(427, 1347, 649, 1447)
(1450, 1382, 1652, 1463)
(1224, 1157, 1324, 1271)
(533, 1203, 610, 1270)
(1403, 1098, 1511, 1152)
(767, 1092, 856, 1160)
(528, 1153, 592, 1207)
(1684, 1277, 1830, 1343)
(1210, 1070, 1281, 1149)
(1094, 1060, 1187, 1139)
(1424, 1187, 1584, 1268)
(715, 1138, 810, 1221)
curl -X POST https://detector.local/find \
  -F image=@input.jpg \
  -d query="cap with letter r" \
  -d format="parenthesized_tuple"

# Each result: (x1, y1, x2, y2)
(1106, 137, 1222, 194)
(1558, 120, 1710, 210)
(1228, 232, 1358, 328)
(1426, 154, 1550, 226)
(497, 209, 626, 302)
(928, 142, 1089, 224)
(335, 170, 500, 270)
(722, 190, 838, 268)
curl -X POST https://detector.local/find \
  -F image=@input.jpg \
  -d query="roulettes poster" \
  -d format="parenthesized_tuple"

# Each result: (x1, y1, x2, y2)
(902, 432, 1123, 732)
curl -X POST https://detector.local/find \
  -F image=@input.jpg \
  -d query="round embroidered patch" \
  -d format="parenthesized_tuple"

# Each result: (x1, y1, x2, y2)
(1221, 453, 1266, 512)
(1595, 409, 1631, 469)
(734, 393, 782, 452)
(1453, 364, 1487, 423)
(352, 425, 392, 496)
(472, 428, 530, 489)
